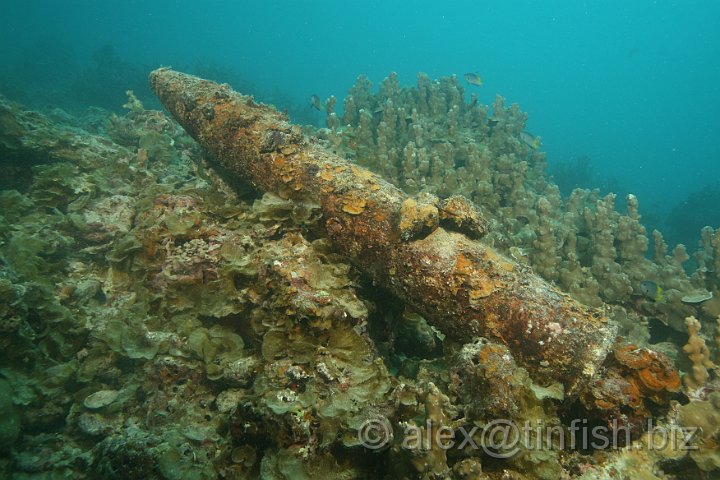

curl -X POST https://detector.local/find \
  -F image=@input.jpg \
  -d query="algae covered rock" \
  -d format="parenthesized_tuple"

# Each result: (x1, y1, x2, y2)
(677, 391, 720, 471)
(83, 389, 120, 410)
(91, 429, 218, 480)
(260, 448, 362, 480)
(187, 325, 258, 383)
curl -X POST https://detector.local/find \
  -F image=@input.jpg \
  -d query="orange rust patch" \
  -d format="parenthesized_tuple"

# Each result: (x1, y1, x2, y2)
(588, 343, 681, 419)
(468, 275, 495, 302)
(271, 154, 298, 184)
(637, 369, 663, 392)
(271, 153, 288, 168)
(455, 254, 474, 275)
(281, 145, 297, 155)
(638, 362, 681, 393)
(342, 197, 366, 215)
(351, 165, 377, 182)
(320, 168, 335, 182)
(475, 343, 513, 378)
(594, 398, 615, 410)
(615, 345, 651, 370)
(373, 212, 389, 223)
(484, 248, 515, 272)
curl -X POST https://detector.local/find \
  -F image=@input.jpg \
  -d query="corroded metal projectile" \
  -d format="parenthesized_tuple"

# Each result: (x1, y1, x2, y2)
(150, 68, 616, 396)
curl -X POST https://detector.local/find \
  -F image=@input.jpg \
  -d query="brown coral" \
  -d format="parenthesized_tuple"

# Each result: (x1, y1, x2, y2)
(683, 315, 715, 391)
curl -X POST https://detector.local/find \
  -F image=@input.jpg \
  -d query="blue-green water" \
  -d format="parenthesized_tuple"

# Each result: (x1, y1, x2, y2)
(1, 0, 719, 245)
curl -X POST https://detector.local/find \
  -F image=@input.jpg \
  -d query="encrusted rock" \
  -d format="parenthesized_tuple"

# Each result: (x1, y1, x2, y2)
(83, 389, 120, 410)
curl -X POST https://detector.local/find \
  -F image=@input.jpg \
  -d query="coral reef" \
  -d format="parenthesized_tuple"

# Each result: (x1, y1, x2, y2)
(149, 68, 619, 397)
(319, 71, 719, 336)
(0, 65, 719, 480)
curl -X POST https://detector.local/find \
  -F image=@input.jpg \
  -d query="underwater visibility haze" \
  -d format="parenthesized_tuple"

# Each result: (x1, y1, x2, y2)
(1, 1, 720, 479)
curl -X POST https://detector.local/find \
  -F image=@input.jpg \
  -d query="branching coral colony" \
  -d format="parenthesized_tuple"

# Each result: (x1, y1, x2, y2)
(0, 67, 718, 479)
(322, 72, 719, 330)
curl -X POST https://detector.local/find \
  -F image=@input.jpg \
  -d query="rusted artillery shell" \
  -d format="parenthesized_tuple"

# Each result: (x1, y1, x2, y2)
(150, 68, 616, 396)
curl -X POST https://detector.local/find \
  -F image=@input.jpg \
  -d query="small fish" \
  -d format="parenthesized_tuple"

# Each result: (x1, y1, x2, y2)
(309, 94, 324, 111)
(640, 280, 664, 302)
(463, 72, 483, 86)
(520, 131, 542, 150)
